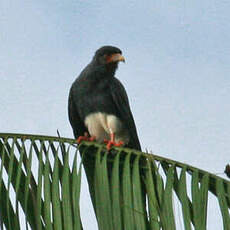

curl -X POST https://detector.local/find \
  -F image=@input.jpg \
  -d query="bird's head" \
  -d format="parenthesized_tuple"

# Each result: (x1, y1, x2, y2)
(92, 46, 125, 71)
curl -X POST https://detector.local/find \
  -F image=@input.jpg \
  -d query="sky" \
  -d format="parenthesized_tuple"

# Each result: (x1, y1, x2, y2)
(1, 0, 230, 229)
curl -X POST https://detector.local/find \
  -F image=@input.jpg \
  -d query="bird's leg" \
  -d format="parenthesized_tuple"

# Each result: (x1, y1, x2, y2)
(77, 132, 96, 144)
(104, 133, 124, 150)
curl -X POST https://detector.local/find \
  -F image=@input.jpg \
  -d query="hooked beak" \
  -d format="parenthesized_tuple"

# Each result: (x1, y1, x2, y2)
(107, 53, 125, 63)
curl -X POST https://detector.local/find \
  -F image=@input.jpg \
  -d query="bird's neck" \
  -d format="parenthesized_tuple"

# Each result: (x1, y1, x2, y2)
(105, 63, 118, 76)
(90, 62, 118, 80)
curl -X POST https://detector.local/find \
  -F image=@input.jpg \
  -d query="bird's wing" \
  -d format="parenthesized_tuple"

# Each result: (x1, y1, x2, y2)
(68, 87, 87, 139)
(110, 77, 141, 150)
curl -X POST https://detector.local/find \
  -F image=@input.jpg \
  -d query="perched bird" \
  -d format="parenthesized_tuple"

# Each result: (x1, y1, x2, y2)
(68, 46, 141, 151)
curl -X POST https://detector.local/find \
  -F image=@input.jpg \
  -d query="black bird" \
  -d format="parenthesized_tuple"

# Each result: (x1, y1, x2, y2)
(68, 46, 141, 151)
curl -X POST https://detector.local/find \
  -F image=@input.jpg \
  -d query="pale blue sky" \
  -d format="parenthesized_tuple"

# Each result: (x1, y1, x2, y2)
(1, 0, 230, 229)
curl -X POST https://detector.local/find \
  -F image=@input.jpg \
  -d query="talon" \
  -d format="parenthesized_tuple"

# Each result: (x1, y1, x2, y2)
(105, 140, 124, 150)
(77, 136, 84, 144)
(76, 132, 95, 144)
(104, 133, 124, 150)
(89, 136, 96, 142)
(106, 142, 112, 150)
(116, 141, 124, 147)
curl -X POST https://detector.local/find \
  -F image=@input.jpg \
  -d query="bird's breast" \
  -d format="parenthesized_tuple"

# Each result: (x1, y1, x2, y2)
(84, 112, 129, 144)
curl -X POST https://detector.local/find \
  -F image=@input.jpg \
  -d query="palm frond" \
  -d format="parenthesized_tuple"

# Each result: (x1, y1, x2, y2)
(0, 134, 82, 230)
(0, 133, 230, 230)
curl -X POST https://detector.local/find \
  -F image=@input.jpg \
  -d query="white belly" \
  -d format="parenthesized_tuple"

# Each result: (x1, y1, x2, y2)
(84, 112, 129, 144)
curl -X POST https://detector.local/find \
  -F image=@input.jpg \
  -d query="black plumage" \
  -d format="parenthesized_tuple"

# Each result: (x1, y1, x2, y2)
(68, 46, 141, 151)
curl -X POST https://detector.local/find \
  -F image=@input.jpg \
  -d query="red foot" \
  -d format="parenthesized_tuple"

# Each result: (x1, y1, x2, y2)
(104, 139, 124, 150)
(77, 132, 96, 144)
(104, 133, 124, 150)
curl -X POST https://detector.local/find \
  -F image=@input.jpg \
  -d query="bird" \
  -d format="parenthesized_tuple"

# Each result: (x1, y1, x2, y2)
(68, 46, 141, 151)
